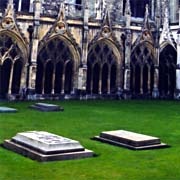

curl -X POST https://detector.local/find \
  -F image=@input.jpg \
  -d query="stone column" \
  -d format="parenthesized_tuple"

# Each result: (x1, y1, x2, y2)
(78, 0, 89, 97)
(29, 0, 34, 12)
(42, 64, 46, 95)
(18, 0, 22, 11)
(61, 67, 65, 94)
(140, 66, 143, 94)
(174, 6, 180, 99)
(107, 67, 111, 94)
(148, 67, 151, 93)
(169, 0, 178, 23)
(98, 68, 102, 95)
(114, 0, 123, 21)
(27, 0, 41, 99)
(151, 0, 155, 20)
(90, 67, 93, 94)
(123, 30, 132, 99)
(8, 62, 14, 95)
(123, 0, 132, 99)
(175, 31, 180, 98)
(133, 67, 135, 94)
(95, 0, 104, 19)
(51, 64, 56, 94)
(152, 66, 159, 98)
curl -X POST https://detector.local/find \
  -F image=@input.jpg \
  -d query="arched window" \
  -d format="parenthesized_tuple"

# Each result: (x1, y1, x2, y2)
(36, 38, 74, 95)
(0, 0, 8, 11)
(75, 0, 82, 10)
(87, 41, 119, 95)
(130, 0, 150, 18)
(159, 45, 177, 98)
(0, 34, 24, 98)
(14, 0, 19, 11)
(21, 0, 30, 12)
(130, 43, 155, 97)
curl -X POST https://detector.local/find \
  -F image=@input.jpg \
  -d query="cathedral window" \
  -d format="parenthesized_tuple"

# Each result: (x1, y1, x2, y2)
(130, 0, 150, 18)
(14, 0, 19, 11)
(21, 0, 30, 12)
(75, 0, 82, 10)
(0, 0, 8, 11)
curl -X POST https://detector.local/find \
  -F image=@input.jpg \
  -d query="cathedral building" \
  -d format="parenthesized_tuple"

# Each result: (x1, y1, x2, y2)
(0, 0, 180, 100)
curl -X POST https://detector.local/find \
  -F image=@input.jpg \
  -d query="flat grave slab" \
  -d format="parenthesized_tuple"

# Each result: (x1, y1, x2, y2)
(93, 130, 169, 150)
(0, 107, 17, 113)
(29, 103, 64, 112)
(3, 131, 94, 162)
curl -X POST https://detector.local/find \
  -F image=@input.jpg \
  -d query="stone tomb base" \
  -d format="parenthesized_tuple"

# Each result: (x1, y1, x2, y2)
(0, 107, 17, 113)
(93, 130, 169, 150)
(3, 131, 94, 162)
(30, 103, 64, 112)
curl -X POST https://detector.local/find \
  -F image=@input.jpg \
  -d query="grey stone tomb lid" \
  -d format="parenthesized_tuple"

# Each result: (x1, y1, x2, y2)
(12, 131, 84, 153)
(0, 107, 17, 113)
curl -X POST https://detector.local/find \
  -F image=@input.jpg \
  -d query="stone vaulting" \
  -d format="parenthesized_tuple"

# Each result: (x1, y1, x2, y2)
(0, 0, 180, 100)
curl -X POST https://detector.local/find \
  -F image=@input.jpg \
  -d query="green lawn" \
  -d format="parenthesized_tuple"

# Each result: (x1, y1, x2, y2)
(0, 100, 180, 180)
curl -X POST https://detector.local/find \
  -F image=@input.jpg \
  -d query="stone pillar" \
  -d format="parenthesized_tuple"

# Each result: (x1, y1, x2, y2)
(29, 0, 34, 12)
(152, 31, 160, 98)
(42, 64, 46, 95)
(8, 62, 14, 95)
(107, 68, 111, 94)
(152, 66, 159, 98)
(140, 66, 143, 94)
(152, 2, 161, 99)
(113, 0, 123, 21)
(78, 0, 89, 97)
(18, 0, 22, 11)
(61, 68, 65, 94)
(148, 67, 151, 93)
(123, 0, 132, 99)
(175, 31, 180, 99)
(51, 64, 56, 94)
(151, 0, 155, 20)
(90, 68, 93, 94)
(98, 68, 102, 95)
(123, 30, 132, 99)
(95, 0, 104, 19)
(27, 0, 41, 99)
(169, 0, 178, 23)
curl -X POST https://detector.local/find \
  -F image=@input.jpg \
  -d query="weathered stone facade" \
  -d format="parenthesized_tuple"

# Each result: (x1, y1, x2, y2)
(0, 0, 180, 100)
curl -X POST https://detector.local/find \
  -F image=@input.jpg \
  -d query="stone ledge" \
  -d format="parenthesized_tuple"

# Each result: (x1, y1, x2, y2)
(0, 107, 17, 113)
(3, 140, 94, 162)
(93, 130, 170, 150)
(29, 103, 64, 112)
(92, 136, 169, 150)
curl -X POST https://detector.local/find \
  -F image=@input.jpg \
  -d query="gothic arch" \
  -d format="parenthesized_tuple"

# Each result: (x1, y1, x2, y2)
(0, 32, 27, 98)
(87, 39, 123, 95)
(130, 41, 156, 97)
(159, 44, 177, 98)
(36, 35, 80, 95)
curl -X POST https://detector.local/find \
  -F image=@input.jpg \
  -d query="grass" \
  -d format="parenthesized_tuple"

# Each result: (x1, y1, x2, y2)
(0, 100, 180, 180)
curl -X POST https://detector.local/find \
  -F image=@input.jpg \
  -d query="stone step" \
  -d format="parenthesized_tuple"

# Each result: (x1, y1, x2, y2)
(93, 130, 169, 150)
(0, 107, 17, 113)
(30, 103, 64, 112)
(3, 131, 94, 162)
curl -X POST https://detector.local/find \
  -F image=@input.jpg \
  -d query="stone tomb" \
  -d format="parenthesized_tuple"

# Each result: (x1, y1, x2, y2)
(3, 131, 94, 162)
(0, 107, 17, 113)
(93, 130, 169, 150)
(30, 103, 64, 112)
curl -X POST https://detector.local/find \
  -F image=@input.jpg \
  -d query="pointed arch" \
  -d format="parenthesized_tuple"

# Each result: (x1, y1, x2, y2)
(130, 41, 156, 97)
(0, 31, 27, 98)
(36, 35, 80, 95)
(87, 39, 122, 95)
(0, 58, 12, 98)
(159, 44, 177, 98)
